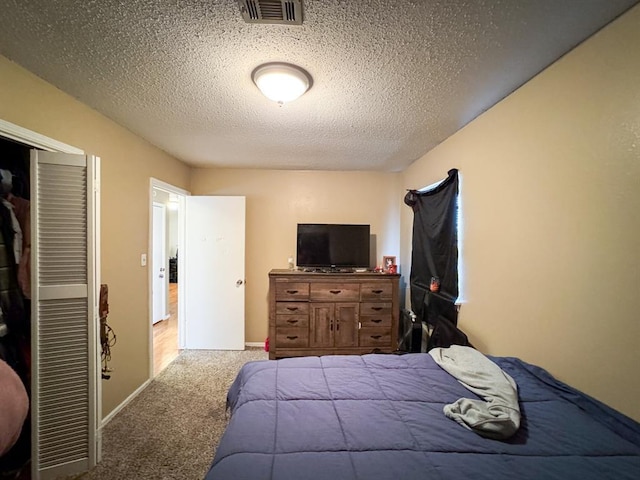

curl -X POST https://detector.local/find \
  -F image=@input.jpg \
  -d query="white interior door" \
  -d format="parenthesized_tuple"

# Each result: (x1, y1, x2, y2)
(152, 202, 167, 324)
(184, 196, 245, 350)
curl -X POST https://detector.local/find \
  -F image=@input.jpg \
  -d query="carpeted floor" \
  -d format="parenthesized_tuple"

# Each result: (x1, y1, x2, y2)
(72, 348, 268, 480)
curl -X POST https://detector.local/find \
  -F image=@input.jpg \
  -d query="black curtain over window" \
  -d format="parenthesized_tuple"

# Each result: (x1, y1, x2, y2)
(404, 169, 459, 328)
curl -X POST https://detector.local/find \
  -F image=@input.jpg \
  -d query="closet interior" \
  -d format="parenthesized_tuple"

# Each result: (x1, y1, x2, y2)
(0, 136, 32, 480)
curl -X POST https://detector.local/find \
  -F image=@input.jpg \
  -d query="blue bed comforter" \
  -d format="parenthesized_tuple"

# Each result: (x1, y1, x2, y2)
(205, 353, 640, 480)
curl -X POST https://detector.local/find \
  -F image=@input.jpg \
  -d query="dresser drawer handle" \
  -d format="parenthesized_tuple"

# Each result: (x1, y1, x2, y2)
(286, 289, 299, 294)
(330, 290, 342, 295)
(372, 289, 383, 294)
(286, 335, 298, 340)
(286, 307, 299, 312)
(286, 319, 299, 324)
(371, 319, 382, 323)
(370, 335, 382, 340)
(371, 307, 383, 311)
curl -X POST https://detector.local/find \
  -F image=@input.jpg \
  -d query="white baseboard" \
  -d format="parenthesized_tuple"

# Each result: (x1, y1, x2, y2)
(245, 342, 264, 348)
(101, 378, 152, 427)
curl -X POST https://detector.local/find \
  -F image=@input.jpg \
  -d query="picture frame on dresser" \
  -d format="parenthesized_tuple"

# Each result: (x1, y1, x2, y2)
(382, 255, 396, 272)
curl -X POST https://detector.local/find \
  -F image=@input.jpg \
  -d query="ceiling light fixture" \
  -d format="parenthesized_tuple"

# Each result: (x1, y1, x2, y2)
(251, 62, 312, 105)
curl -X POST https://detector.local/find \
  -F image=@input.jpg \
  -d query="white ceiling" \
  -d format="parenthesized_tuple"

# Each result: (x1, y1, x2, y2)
(0, 0, 637, 171)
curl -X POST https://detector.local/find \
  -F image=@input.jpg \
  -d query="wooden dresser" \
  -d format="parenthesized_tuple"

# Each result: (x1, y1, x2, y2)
(268, 269, 400, 359)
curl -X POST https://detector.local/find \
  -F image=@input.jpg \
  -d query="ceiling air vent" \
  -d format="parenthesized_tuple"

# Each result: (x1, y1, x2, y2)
(238, 0, 303, 25)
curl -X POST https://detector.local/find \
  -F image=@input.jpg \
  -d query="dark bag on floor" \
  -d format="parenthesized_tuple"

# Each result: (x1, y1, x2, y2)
(397, 309, 423, 353)
(427, 315, 472, 351)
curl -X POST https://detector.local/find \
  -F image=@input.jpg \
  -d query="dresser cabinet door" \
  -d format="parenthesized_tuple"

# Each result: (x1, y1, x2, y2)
(335, 303, 359, 347)
(310, 303, 334, 348)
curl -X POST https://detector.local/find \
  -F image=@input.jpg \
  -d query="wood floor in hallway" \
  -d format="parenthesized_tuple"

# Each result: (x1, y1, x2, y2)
(153, 282, 179, 375)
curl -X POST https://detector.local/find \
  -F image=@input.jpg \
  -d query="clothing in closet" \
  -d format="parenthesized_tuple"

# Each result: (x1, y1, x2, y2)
(0, 163, 32, 477)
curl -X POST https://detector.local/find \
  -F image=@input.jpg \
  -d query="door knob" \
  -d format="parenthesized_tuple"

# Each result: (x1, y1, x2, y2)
(236, 279, 244, 286)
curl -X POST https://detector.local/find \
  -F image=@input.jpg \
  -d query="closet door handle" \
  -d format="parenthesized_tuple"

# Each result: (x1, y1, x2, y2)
(286, 289, 299, 294)
(286, 319, 299, 325)
(330, 290, 342, 295)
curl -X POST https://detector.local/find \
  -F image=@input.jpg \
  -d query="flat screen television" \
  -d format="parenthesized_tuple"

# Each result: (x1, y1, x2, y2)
(296, 223, 370, 269)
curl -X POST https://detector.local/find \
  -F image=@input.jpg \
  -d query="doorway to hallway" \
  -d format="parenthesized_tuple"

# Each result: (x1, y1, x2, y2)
(148, 178, 246, 379)
(150, 181, 186, 377)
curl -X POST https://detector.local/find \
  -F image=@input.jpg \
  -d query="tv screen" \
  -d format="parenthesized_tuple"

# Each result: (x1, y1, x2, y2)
(296, 223, 370, 269)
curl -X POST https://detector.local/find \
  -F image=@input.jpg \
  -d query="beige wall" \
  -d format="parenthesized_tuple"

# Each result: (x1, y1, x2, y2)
(0, 56, 191, 418)
(401, 6, 640, 420)
(190, 169, 403, 343)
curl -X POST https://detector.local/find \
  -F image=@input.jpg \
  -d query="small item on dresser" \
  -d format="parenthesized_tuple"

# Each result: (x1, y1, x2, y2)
(430, 276, 440, 292)
(388, 264, 397, 274)
(382, 255, 396, 273)
(287, 255, 295, 270)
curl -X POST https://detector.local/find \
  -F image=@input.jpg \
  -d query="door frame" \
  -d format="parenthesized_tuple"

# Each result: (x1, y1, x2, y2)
(0, 119, 85, 154)
(152, 201, 169, 324)
(148, 178, 190, 378)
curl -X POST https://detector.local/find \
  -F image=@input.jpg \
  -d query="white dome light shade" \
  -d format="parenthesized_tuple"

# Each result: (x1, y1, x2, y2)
(252, 62, 312, 104)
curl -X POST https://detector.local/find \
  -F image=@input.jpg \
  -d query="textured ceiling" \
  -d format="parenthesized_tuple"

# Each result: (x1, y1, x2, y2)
(0, 0, 637, 171)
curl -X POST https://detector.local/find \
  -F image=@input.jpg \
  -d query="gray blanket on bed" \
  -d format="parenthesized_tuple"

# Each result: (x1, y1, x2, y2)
(429, 345, 521, 439)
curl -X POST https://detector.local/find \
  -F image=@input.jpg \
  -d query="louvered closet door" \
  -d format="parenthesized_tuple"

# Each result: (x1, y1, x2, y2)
(31, 151, 99, 480)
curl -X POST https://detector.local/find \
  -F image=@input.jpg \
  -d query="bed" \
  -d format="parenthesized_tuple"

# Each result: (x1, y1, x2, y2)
(205, 349, 640, 480)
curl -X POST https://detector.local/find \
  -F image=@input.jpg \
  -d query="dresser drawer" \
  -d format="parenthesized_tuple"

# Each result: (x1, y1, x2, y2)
(360, 302, 392, 316)
(360, 282, 393, 301)
(310, 283, 360, 301)
(276, 327, 309, 348)
(358, 328, 391, 347)
(275, 302, 309, 315)
(275, 282, 310, 301)
(359, 315, 391, 328)
(276, 315, 309, 328)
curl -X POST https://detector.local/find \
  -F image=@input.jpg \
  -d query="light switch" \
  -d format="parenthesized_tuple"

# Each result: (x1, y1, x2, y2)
(141, 253, 147, 266)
